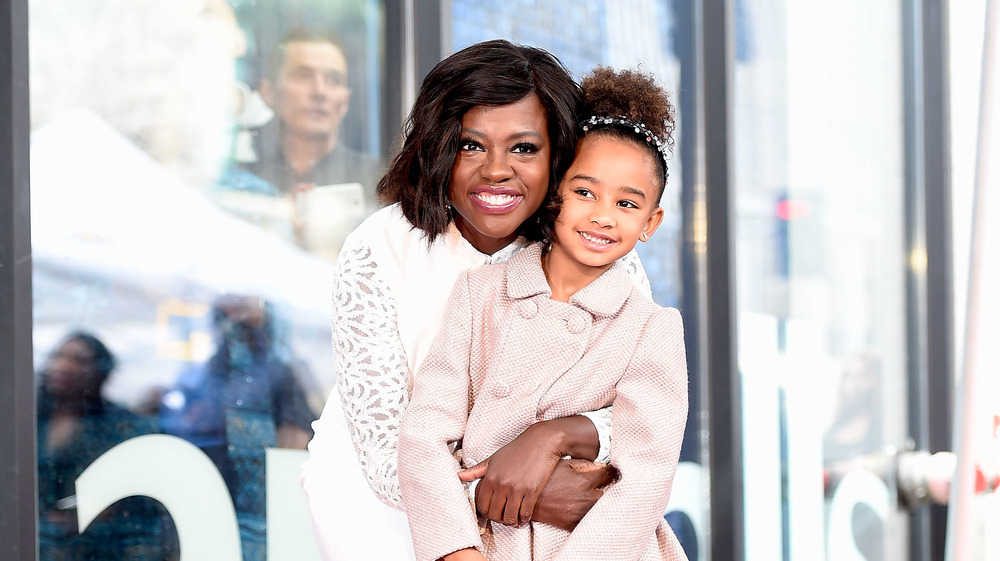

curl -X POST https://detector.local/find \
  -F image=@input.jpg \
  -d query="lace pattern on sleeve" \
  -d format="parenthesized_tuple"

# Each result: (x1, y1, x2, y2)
(620, 249, 652, 298)
(332, 234, 410, 509)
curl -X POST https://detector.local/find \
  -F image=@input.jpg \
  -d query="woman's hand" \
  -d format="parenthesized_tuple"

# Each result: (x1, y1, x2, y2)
(531, 458, 617, 531)
(457, 415, 604, 527)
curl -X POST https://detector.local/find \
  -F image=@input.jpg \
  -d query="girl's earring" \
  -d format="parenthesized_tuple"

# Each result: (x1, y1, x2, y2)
(640, 232, 648, 241)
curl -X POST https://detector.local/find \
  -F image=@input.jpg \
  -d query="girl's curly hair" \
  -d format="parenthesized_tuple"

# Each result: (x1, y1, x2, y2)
(536, 66, 676, 244)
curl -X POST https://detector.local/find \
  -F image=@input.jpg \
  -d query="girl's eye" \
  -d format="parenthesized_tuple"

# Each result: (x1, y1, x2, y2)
(511, 142, 540, 154)
(618, 200, 639, 209)
(459, 140, 484, 152)
(573, 188, 595, 199)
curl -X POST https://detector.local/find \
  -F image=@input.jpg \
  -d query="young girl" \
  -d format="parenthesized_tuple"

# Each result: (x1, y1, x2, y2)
(397, 67, 688, 561)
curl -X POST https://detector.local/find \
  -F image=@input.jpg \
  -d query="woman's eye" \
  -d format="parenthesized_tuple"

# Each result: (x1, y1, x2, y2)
(511, 142, 539, 154)
(459, 140, 483, 152)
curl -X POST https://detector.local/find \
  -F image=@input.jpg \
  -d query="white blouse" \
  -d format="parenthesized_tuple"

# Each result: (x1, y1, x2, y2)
(301, 204, 650, 560)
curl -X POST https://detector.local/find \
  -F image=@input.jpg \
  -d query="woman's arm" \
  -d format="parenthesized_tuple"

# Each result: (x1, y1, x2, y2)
(554, 307, 689, 560)
(330, 234, 412, 509)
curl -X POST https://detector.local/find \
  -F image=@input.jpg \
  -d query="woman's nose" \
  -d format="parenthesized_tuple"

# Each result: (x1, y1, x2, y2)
(481, 151, 513, 182)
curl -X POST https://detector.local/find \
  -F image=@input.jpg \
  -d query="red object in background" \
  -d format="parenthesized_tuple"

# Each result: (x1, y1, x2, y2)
(974, 464, 1000, 494)
(776, 199, 812, 220)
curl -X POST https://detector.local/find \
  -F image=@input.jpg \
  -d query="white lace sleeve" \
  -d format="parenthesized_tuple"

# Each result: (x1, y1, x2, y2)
(578, 409, 613, 463)
(620, 248, 652, 298)
(332, 233, 409, 510)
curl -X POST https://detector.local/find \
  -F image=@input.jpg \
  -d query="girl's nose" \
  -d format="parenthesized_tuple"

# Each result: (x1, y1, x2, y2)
(590, 207, 615, 227)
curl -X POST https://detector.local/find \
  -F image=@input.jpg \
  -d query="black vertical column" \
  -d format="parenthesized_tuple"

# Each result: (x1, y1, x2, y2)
(702, 0, 743, 557)
(903, 0, 953, 559)
(0, 1, 37, 560)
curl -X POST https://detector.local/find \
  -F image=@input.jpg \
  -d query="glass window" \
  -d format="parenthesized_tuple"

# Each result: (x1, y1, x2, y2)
(450, 1, 701, 559)
(29, 1, 385, 559)
(949, 1, 1000, 557)
(734, 1, 909, 560)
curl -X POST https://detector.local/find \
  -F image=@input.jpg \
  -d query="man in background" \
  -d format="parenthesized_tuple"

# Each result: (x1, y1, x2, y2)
(241, 27, 381, 208)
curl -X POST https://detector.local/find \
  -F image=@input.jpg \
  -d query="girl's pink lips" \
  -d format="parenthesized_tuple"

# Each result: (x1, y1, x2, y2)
(576, 229, 618, 251)
(467, 187, 524, 214)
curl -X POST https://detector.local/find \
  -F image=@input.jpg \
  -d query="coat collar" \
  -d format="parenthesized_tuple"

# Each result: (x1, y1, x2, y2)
(505, 243, 632, 318)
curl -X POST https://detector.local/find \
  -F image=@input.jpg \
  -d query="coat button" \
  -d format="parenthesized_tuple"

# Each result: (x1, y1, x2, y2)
(492, 383, 511, 398)
(518, 300, 538, 319)
(567, 313, 589, 334)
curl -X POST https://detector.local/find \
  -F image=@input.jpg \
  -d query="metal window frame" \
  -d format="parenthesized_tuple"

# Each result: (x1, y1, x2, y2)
(381, 0, 445, 155)
(1, 1, 36, 560)
(675, 0, 745, 559)
(696, 1, 745, 559)
(903, 1, 953, 560)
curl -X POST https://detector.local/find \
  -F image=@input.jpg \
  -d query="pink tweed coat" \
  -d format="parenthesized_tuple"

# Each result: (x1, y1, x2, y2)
(398, 243, 689, 561)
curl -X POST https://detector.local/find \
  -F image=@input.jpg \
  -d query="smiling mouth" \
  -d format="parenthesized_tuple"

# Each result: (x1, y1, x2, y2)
(474, 192, 521, 206)
(468, 190, 523, 213)
(578, 231, 616, 247)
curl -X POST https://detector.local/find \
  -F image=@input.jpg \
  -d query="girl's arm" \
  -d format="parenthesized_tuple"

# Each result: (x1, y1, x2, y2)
(399, 271, 484, 561)
(330, 234, 412, 509)
(554, 307, 689, 561)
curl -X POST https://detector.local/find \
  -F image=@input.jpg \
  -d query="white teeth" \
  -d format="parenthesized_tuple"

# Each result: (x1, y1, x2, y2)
(475, 193, 517, 205)
(580, 232, 612, 245)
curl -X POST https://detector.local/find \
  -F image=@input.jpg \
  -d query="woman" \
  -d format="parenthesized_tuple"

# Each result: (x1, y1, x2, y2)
(37, 332, 168, 560)
(301, 40, 650, 560)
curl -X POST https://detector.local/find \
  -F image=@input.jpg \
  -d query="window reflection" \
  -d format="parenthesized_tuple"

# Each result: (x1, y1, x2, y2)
(734, 1, 907, 559)
(217, 24, 383, 261)
(30, 1, 384, 560)
(37, 332, 177, 561)
(157, 295, 315, 560)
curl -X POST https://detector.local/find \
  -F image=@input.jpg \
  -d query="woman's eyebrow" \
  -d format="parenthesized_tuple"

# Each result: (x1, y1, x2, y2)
(460, 128, 544, 142)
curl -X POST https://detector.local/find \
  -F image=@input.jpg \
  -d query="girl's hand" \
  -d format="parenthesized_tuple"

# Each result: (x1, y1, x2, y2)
(457, 415, 605, 527)
(441, 548, 488, 561)
(458, 421, 564, 527)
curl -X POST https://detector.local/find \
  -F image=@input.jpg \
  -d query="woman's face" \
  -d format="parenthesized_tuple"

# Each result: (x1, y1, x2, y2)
(43, 338, 102, 398)
(449, 94, 551, 255)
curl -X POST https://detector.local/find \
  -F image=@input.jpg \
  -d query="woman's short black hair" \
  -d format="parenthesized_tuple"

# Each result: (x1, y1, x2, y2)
(377, 39, 582, 242)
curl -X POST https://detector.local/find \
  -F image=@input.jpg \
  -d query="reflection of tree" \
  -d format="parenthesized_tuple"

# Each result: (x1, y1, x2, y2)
(29, 0, 244, 190)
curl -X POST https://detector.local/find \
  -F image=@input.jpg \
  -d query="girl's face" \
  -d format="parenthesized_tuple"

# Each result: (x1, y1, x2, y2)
(449, 94, 551, 255)
(552, 135, 664, 271)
